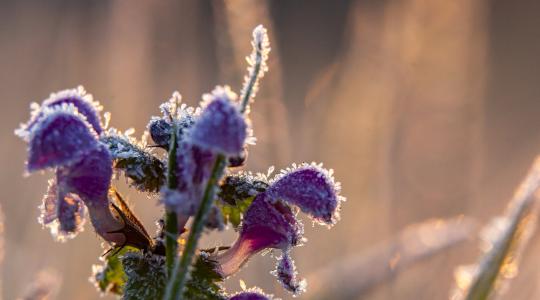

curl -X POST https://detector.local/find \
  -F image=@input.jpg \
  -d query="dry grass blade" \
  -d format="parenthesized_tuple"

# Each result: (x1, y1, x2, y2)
(305, 216, 476, 299)
(452, 157, 540, 300)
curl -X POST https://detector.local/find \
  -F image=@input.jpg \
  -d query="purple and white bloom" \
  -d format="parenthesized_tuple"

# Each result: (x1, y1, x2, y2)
(272, 250, 306, 296)
(189, 86, 247, 156)
(16, 93, 128, 245)
(211, 193, 303, 278)
(268, 163, 345, 226)
(15, 86, 103, 141)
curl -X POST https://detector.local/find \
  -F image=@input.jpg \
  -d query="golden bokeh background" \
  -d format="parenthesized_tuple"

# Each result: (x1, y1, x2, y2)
(1, 0, 540, 299)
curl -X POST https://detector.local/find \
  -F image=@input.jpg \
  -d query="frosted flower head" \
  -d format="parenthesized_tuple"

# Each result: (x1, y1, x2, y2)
(25, 105, 99, 172)
(189, 86, 247, 156)
(212, 193, 303, 278)
(268, 163, 344, 226)
(16, 87, 103, 140)
(148, 118, 172, 148)
(272, 251, 306, 296)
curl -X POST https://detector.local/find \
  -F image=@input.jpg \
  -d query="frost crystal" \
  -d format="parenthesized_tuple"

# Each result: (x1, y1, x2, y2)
(25, 104, 99, 172)
(189, 86, 247, 155)
(268, 163, 345, 226)
(272, 251, 306, 296)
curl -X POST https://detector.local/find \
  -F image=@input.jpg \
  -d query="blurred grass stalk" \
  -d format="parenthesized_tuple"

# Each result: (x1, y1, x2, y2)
(452, 156, 540, 300)
(304, 216, 476, 299)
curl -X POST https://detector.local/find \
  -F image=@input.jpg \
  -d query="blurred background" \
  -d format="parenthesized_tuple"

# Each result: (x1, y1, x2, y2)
(1, 0, 540, 299)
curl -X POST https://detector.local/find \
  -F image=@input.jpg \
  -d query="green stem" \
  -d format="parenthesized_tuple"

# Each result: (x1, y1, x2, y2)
(164, 154, 227, 300)
(165, 122, 179, 276)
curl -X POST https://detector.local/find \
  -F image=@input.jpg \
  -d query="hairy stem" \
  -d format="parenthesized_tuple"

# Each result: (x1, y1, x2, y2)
(165, 122, 179, 276)
(164, 154, 226, 300)
(239, 50, 262, 114)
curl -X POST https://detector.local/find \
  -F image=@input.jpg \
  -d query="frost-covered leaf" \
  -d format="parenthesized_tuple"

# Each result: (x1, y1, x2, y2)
(184, 254, 227, 300)
(122, 252, 167, 300)
(91, 246, 138, 295)
(218, 173, 268, 228)
(101, 131, 166, 193)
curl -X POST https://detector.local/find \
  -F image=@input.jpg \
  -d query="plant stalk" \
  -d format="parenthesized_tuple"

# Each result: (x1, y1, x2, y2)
(165, 122, 179, 276)
(164, 154, 226, 300)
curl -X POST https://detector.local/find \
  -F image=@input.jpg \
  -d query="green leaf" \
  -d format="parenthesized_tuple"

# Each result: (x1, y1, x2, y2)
(122, 252, 167, 300)
(217, 173, 267, 228)
(101, 134, 166, 193)
(220, 197, 254, 228)
(184, 254, 227, 300)
(92, 246, 138, 295)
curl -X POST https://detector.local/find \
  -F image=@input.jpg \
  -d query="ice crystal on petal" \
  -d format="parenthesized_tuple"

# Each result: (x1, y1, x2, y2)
(15, 86, 103, 141)
(190, 86, 247, 155)
(272, 251, 306, 296)
(268, 163, 345, 226)
(26, 104, 99, 172)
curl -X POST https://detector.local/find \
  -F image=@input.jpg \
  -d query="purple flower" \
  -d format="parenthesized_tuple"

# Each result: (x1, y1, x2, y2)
(268, 163, 345, 226)
(212, 193, 303, 278)
(230, 288, 274, 300)
(15, 87, 103, 141)
(272, 251, 306, 296)
(189, 86, 247, 155)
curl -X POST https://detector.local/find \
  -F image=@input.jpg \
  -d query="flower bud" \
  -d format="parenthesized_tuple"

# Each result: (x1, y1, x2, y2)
(268, 163, 344, 226)
(189, 86, 247, 155)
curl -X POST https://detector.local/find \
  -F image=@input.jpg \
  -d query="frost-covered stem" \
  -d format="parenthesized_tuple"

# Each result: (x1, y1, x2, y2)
(164, 154, 227, 300)
(239, 53, 261, 114)
(165, 123, 179, 276)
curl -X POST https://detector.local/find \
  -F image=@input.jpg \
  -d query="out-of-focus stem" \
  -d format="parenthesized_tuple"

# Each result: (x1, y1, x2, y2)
(164, 154, 227, 300)
(165, 122, 179, 276)
(239, 50, 262, 114)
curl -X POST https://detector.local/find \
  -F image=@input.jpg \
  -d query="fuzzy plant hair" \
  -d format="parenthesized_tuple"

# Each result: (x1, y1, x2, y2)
(16, 24, 345, 300)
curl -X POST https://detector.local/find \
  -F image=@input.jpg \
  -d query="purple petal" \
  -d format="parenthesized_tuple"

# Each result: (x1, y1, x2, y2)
(189, 86, 247, 155)
(240, 193, 303, 251)
(17, 87, 103, 140)
(27, 106, 99, 172)
(272, 251, 306, 296)
(38, 178, 86, 242)
(60, 143, 112, 203)
(268, 164, 344, 226)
